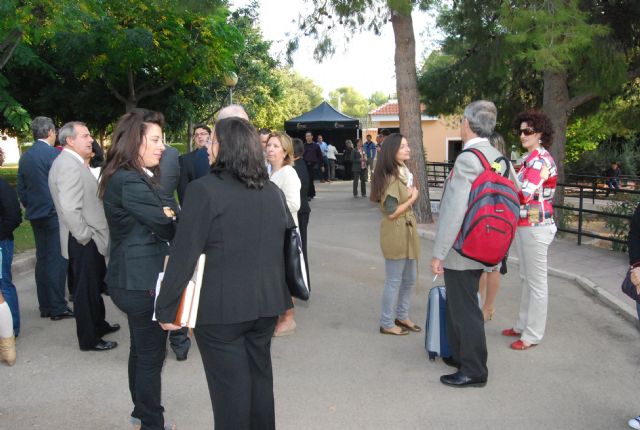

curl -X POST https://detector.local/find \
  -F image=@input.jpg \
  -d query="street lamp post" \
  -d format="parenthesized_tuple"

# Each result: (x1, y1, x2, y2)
(224, 72, 238, 105)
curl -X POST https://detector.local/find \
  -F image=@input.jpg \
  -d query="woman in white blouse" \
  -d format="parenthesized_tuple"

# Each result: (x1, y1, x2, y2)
(267, 132, 301, 336)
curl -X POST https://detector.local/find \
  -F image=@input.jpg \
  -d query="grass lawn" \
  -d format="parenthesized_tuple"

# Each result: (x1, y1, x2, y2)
(14, 220, 35, 254)
(0, 165, 18, 187)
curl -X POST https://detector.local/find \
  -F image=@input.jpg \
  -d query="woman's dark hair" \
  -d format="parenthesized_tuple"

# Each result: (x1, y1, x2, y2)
(98, 108, 165, 198)
(370, 133, 404, 203)
(90, 140, 104, 168)
(513, 111, 554, 149)
(211, 117, 268, 189)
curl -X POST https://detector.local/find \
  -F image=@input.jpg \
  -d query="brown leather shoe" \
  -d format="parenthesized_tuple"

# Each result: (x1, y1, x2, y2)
(395, 319, 422, 333)
(379, 326, 409, 336)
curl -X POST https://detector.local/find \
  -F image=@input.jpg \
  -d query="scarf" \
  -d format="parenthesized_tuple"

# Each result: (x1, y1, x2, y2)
(397, 163, 413, 187)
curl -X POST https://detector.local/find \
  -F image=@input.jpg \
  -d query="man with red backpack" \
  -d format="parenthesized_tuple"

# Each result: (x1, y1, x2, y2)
(431, 100, 517, 388)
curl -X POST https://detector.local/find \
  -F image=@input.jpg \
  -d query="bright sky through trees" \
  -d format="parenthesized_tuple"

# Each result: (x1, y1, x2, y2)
(231, 0, 435, 98)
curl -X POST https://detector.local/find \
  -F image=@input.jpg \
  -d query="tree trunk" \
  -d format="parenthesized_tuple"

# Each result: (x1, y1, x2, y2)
(542, 69, 570, 225)
(390, 10, 433, 223)
(187, 120, 194, 152)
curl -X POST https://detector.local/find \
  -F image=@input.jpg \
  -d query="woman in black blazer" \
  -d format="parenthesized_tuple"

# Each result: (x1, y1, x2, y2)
(99, 109, 176, 430)
(156, 117, 293, 430)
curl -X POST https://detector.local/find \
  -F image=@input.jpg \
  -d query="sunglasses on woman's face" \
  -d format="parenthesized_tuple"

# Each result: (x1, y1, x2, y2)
(517, 127, 536, 136)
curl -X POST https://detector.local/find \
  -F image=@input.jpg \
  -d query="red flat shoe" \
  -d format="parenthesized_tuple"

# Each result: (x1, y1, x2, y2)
(501, 328, 520, 337)
(510, 340, 537, 350)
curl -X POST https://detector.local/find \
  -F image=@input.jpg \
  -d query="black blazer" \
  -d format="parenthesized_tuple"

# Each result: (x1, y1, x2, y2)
(177, 148, 209, 205)
(155, 170, 293, 325)
(102, 170, 175, 292)
(293, 158, 310, 215)
(629, 203, 640, 265)
(0, 177, 21, 241)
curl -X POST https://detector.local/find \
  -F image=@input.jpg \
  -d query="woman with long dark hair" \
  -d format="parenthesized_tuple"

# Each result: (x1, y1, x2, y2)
(370, 133, 420, 336)
(501, 111, 557, 350)
(156, 117, 292, 430)
(99, 109, 176, 430)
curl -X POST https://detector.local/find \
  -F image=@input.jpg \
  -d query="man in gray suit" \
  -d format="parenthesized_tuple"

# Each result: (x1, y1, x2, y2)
(431, 100, 503, 388)
(49, 121, 118, 351)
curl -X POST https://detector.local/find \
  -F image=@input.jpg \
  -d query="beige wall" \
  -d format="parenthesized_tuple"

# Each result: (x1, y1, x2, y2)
(372, 115, 461, 163)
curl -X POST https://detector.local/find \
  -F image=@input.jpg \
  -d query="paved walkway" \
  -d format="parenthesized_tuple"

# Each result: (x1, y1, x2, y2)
(3, 181, 640, 429)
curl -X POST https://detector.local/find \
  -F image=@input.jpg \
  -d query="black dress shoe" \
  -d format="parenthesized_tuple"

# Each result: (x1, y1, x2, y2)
(104, 323, 120, 334)
(440, 371, 486, 388)
(40, 311, 51, 318)
(442, 357, 461, 369)
(176, 353, 188, 362)
(81, 340, 118, 351)
(50, 309, 75, 321)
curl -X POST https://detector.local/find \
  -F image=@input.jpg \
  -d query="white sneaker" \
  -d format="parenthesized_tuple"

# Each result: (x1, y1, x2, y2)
(628, 416, 640, 429)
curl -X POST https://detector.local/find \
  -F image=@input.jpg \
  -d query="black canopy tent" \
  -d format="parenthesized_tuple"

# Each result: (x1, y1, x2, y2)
(284, 101, 360, 153)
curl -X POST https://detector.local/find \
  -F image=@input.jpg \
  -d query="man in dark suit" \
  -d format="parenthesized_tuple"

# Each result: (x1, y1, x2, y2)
(431, 100, 503, 388)
(158, 143, 191, 361)
(302, 132, 323, 199)
(292, 138, 311, 282)
(49, 121, 118, 351)
(17, 117, 70, 320)
(177, 124, 211, 205)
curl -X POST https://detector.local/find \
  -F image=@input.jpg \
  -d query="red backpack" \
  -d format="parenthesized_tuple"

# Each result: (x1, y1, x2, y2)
(452, 148, 519, 266)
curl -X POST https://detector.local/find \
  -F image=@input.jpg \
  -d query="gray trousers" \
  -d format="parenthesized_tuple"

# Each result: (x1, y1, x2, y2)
(380, 259, 417, 329)
(514, 224, 556, 344)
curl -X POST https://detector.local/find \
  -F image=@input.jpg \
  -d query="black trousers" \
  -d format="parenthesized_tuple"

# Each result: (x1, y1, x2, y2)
(168, 328, 191, 358)
(68, 235, 110, 349)
(194, 317, 278, 430)
(110, 287, 168, 430)
(298, 212, 310, 285)
(352, 170, 367, 197)
(443, 268, 488, 380)
(305, 161, 317, 198)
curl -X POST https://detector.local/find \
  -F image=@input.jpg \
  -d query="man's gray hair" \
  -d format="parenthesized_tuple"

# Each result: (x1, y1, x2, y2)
(31, 116, 55, 140)
(58, 121, 86, 146)
(217, 104, 249, 121)
(463, 100, 497, 138)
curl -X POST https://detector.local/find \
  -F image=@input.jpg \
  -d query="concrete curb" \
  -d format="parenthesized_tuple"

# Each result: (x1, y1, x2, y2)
(417, 227, 639, 324)
(12, 249, 36, 278)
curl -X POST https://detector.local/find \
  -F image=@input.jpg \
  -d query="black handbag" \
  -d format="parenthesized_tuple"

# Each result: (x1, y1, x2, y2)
(278, 189, 310, 301)
(621, 268, 640, 302)
(284, 226, 310, 300)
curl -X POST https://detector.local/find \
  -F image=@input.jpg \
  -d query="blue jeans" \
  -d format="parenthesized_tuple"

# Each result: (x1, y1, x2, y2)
(0, 240, 19, 336)
(30, 216, 68, 315)
(380, 259, 417, 329)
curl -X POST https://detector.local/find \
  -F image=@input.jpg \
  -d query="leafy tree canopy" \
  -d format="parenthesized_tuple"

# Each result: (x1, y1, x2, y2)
(328, 86, 373, 118)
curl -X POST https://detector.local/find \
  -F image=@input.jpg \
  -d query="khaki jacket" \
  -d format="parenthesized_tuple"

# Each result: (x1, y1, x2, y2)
(379, 177, 420, 260)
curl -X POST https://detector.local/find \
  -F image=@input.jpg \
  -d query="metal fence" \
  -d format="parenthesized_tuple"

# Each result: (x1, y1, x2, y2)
(426, 162, 640, 249)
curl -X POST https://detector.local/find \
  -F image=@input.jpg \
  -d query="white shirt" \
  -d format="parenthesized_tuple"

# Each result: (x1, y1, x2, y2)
(269, 165, 301, 226)
(63, 147, 86, 165)
(326, 144, 338, 160)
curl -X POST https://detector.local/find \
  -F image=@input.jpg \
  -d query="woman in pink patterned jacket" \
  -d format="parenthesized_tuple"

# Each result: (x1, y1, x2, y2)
(502, 111, 557, 350)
